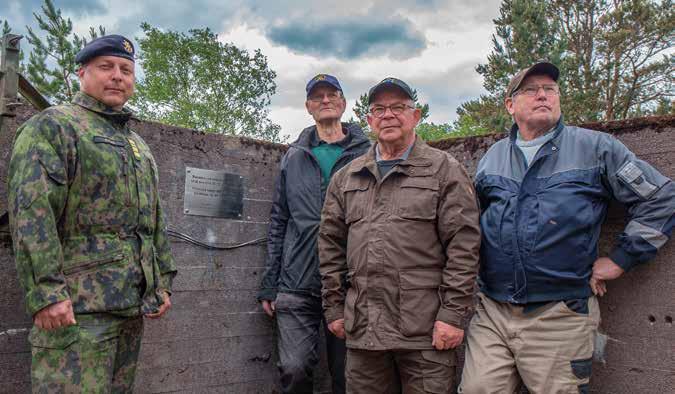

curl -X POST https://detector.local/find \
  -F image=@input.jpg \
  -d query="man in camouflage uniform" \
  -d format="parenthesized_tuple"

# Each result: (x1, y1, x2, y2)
(8, 35, 177, 392)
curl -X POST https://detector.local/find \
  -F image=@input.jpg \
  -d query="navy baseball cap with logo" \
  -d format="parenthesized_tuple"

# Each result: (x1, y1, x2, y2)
(367, 77, 414, 105)
(306, 74, 342, 97)
(75, 34, 135, 65)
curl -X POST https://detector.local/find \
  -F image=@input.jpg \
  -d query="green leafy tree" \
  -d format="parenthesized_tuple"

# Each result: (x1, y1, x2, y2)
(25, 0, 105, 103)
(653, 98, 674, 115)
(131, 23, 282, 142)
(416, 122, 454, 141)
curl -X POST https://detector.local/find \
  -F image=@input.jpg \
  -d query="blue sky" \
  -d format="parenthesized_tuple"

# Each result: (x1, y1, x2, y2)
(1, 0, 502, 139)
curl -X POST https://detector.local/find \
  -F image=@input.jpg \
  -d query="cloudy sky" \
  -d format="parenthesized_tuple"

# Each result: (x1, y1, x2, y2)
(2, 0, 502, 139)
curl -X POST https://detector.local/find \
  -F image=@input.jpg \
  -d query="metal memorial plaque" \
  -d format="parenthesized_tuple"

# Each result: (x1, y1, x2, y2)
(184, 167, 244, 219)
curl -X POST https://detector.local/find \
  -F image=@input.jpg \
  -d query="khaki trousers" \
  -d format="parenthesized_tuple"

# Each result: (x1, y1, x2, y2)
(346, 348, 455, 394)
(459, 293, 600, 394)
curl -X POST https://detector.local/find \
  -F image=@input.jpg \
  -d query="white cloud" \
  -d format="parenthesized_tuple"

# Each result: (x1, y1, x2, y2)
(2, 0, 503, 140)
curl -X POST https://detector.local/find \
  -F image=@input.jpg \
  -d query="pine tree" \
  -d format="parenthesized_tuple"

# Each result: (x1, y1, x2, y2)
(456, 0, 674, 133)
(1, 20, 10, 36)
(25, 0, 105, 103)
(456, 0, 565, 134)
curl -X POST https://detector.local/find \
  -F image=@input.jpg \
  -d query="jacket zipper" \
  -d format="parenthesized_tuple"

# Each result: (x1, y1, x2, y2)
(121, 152, 132, 206)
(63, 253, 125, 276)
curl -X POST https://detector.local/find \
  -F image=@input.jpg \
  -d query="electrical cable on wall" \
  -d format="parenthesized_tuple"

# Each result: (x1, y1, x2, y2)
(167, 227, 267, 250)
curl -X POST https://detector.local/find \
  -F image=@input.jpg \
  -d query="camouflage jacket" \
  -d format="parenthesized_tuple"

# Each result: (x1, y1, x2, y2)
(9, 92, 177, 317)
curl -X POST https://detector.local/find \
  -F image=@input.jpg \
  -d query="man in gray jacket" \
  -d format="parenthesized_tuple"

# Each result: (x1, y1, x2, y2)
(258, 74, 370, 394)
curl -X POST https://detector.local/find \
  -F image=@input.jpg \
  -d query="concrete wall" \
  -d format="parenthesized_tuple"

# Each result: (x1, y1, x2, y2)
(1, 103, 673, 393)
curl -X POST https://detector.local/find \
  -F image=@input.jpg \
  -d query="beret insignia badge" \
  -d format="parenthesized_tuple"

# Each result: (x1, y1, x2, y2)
(123, 40, 133, 54)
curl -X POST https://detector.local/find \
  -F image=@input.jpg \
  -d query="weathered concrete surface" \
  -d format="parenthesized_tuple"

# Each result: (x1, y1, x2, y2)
(1, 104, 673, 393)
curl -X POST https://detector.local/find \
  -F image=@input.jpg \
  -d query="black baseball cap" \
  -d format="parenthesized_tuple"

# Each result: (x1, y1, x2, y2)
(367, 77, 414, 105)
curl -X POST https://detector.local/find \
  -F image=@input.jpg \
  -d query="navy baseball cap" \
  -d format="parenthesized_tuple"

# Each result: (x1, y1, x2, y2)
(75, 34, 135, 65)
(506, 62, 559, 97)
(306, 74, 342, 97)
(367, 77, 414, 105)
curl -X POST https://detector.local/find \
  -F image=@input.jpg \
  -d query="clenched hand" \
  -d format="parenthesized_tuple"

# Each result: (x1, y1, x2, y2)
(328, 318, 345, 339)
(146, 291, 172, 319)
(34, 299, 76, 330)
(432, 320, 464, 350)
(261, 300, 276, 317)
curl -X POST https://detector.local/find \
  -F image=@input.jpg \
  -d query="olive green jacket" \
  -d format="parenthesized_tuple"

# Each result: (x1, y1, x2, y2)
(9, 92, 176, 317)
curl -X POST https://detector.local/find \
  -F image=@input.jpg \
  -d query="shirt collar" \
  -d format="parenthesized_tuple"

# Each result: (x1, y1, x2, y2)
(375, 137, 415, 162)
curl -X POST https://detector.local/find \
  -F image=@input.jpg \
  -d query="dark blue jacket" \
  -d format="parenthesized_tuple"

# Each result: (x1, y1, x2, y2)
(475, 118, 674, 304)
(258, 123, 371, 300)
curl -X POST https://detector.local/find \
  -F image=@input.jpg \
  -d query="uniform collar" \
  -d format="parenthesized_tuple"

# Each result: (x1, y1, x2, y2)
(72, 92, 133, 124)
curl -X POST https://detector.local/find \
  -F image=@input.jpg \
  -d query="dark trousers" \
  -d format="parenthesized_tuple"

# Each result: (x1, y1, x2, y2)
(346, 348, 455, 394)
(275, 292, 346, 394)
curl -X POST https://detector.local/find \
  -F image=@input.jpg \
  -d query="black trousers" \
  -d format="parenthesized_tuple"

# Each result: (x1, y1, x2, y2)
(275, 292, 346, 394)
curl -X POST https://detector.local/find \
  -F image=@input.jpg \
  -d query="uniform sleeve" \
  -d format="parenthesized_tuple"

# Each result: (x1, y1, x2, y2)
(257, 154, 290, 301)
(318, 172, 349, 323)
(8, 115, 71, 316)
(153, 192, 177, 296)
(601, 136, 675, 271)
(435, 157, 482, 327)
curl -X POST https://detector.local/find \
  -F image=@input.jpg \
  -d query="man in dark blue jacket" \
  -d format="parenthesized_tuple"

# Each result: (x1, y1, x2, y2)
(258, 74, 370, 394)
(459, 62, 674, 393)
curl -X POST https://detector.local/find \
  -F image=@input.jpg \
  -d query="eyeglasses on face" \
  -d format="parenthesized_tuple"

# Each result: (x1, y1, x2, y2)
(513, 84, 560, 97)
(308, 91, 342, 102)
(369, 103, 416, 118)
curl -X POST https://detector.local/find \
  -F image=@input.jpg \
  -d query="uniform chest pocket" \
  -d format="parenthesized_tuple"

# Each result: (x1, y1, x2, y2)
(88, 136, 132, 203)
(397, 177, 439, 221)
(344, 178, 371, 224)
(77, 136, 133, 227)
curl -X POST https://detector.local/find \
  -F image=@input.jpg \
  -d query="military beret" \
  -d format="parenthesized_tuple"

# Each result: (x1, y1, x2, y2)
(75, 34, 135, 65)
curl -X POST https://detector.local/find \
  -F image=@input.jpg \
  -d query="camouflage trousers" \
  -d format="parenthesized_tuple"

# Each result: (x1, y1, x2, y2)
(30, 313, 143, 393)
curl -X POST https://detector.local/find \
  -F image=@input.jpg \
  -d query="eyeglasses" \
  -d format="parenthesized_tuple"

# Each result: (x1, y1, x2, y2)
(513, 84, 560, 97)
(308, 92, 342, 102)
(369, 103, 416, 118)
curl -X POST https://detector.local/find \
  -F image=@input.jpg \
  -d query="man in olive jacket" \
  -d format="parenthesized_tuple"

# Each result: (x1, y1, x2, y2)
(8, 35, 176, 392)
(258, 74, 370, 394)
(319, 78, 481, 393)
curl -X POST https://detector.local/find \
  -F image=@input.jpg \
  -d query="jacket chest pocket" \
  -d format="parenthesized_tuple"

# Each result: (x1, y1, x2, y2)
(396, 177, 439, 221)
(344, 177, 371, 224)
(78, 135, 133, 226)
